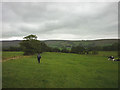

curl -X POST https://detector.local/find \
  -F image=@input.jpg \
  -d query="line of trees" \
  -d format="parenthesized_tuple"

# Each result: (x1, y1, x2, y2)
(3, 43, 118, 52)
(3, 46, 22, 51)
(2, 35, 119, 55)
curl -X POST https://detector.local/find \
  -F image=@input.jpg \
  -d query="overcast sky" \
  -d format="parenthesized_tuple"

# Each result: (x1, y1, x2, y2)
(2, 2, 118, 40)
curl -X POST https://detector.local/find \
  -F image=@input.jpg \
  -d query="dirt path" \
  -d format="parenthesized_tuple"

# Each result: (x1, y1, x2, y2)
(1, 56, 31, 62)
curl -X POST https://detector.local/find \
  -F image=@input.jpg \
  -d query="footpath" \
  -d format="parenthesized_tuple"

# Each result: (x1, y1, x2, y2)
(1, 56, 31, 62)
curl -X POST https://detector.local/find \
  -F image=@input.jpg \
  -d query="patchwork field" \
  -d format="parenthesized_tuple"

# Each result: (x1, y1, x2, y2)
(2, 51, 118, 88)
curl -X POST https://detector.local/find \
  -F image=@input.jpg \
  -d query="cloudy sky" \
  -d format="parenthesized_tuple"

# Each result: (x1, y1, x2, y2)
(2, 2, 118, 40)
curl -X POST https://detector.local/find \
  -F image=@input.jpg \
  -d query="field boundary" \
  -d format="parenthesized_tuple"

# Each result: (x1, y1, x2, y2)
(2, 56, 31, 62)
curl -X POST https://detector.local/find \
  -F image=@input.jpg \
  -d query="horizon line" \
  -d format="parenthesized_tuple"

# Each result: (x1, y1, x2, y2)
(0, 38, 119, 41)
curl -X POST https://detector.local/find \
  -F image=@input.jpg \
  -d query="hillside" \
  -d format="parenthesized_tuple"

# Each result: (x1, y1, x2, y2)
(1, 39, 118, 49)
(44, 39, 118, 48)
(2, 40, 22, 48)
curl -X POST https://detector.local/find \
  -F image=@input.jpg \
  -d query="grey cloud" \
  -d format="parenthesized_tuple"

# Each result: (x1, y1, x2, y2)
(2, 2, 118, 40)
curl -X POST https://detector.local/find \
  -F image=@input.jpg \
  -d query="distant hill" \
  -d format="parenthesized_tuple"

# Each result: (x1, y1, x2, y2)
(2, 40, 22, 49)
(44, 39, 118, 49)
(1, 39, 118, 49)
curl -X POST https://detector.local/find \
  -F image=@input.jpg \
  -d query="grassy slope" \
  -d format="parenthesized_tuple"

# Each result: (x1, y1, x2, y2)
(1, 39, 118, 49)
(44, 39, 118, 48)
(2, 40, 21, 48)
(2, 52, 118, 88)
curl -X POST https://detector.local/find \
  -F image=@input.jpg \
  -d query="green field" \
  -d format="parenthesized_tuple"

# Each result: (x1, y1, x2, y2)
(2, 51, 118, 88)
(2, 51, 24, 60)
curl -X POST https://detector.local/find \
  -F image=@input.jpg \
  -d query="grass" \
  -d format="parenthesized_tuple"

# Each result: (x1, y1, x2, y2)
(2, 51, 24, 60)
(2, 51, 118, 88)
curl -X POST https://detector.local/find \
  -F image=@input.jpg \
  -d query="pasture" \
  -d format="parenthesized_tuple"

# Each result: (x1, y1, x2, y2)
(2, 51, 24, 60)
(2, 51, 118, 88)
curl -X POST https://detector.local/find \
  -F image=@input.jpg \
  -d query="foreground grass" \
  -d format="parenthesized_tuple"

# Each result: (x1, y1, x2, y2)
(2, 51, 118, 88)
